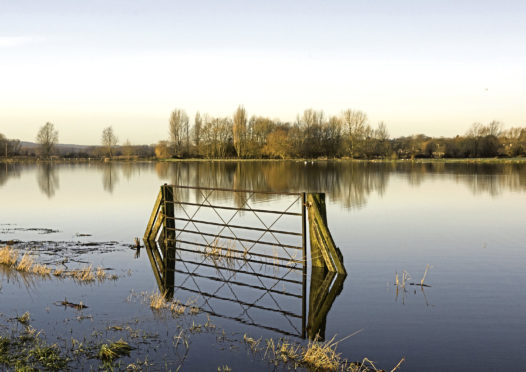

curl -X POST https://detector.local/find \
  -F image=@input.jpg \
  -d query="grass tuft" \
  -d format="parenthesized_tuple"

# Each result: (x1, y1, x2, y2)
(0, 246, 18, 266)
(149, 291, 167, 310)
(97, 339, 133, 361)
(16, 312, 31, 325)
(16, 253, 34, 272)
(70, 265, 95, 282)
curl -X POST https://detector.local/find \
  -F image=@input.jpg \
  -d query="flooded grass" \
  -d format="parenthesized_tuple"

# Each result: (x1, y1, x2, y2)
(0, 246, 18, 266)
(260, 335, 405, 372)
(97, 339, 133, 362)
(146, 291, 200, 316)
(0, 326, 69, 371)
(0, 246, 117, 283)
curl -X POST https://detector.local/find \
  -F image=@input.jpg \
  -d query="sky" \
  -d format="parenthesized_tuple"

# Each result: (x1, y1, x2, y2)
(1, 0, 525, 145)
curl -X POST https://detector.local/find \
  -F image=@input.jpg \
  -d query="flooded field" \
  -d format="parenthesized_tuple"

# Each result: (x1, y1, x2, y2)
(1, 161, 525, 371)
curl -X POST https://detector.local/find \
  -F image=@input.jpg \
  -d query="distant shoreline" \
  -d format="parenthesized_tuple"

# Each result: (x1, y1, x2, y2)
(2, 156, 526, 164)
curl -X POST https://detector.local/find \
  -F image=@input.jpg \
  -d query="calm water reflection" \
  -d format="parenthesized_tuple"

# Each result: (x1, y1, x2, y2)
(1, 160, 525, 371)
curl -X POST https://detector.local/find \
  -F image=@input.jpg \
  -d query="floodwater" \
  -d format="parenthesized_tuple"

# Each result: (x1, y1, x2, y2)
(1, 160, 525, 371)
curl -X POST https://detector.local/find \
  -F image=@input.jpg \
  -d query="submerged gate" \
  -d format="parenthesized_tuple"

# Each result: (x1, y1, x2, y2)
(144, 184, 345, 274)
(143, 184, 346, 339)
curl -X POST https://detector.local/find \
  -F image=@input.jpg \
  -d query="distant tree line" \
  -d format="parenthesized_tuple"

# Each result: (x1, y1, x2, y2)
(2, 108, 526, 160)
(156, 106, 526, 159)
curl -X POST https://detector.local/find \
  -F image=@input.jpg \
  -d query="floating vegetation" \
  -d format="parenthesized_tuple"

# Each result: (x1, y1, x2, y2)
(57, 299, 88, 310)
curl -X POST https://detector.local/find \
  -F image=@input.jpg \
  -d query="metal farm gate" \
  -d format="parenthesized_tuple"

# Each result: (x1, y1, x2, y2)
(143, 184, 345, 338)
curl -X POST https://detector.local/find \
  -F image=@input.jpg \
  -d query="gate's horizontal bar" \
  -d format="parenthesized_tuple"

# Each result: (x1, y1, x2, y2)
(170, 184, 303, 196)
(173, 243, 304, 270)
(173, 268, 303, 299)
(167, 200, 302, 216)
(174, 256, 304, 285)
(173, 217, 303, 236)
(168, 227, 303, 250)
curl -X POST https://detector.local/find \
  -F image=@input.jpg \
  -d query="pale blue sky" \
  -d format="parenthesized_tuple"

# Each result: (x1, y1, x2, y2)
(1, 0, 525, 145)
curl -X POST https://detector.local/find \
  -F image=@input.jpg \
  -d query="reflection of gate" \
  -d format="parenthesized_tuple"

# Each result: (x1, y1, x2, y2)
(143, 184, 347, 339)
(145, 239, 307, 337)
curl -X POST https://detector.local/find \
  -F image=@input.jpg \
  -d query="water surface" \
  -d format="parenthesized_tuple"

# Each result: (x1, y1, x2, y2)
(1, 161, 525, 371)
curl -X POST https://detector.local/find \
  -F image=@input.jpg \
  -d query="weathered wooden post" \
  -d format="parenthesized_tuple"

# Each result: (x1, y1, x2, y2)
(143, 188, 163, 242)
(307, 193, 346, 274)
(161, 184, 175, 297)
(162, 184, 175, 243)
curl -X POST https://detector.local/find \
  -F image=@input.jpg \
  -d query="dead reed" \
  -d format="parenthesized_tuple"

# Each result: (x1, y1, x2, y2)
(0, 246, 18, 266)
(203, 238, 242, 267)
(16, 253, 34, 272)
(0, 246, 116, 283)
(260, 334, 404, 372)
(147, 291, 199, 316)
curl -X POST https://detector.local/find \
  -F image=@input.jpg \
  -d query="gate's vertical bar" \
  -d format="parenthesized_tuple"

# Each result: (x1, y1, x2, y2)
(301, 192, 307, 338)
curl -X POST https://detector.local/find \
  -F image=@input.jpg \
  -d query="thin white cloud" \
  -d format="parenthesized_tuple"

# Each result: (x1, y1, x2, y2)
(0, 36, 40, 48)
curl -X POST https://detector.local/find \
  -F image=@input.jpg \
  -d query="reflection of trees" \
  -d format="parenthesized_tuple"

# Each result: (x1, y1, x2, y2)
(121, 163, 137, 181)
(148, 160, 526, 204)
(102, 163, 119, 193)
(0, 162, 21, 187)
(37, 163, 59, 198)
(153, 161, 391, 209)
(395, 162, 526, 197)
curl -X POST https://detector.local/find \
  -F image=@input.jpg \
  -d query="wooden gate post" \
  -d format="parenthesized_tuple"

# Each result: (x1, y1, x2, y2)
(161, 184, 176, 297)
(162, 184, 175, 244)
(308, 193, 327, 269)
(307, 193, 346, 274)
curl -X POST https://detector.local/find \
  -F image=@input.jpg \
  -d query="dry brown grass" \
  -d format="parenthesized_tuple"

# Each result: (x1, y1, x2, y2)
(70, 265, 95, 282)
(32, 263, 52, 276)
(16, 253, 34, 272)
(302, 336, 342, 370)
(147, 291, 199, 316)
(149, 291, 167, 310)
(169, 301, 186, 315)
(0, 246, 18, 266)
(95, 266, 107, 280)
(203, 238, 241, 267)
(1, 246, 117, 284)
(261, 334, 405, 372)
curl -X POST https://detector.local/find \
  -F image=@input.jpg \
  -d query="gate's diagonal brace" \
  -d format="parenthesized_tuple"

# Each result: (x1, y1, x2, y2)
(144, 188, 163, 241)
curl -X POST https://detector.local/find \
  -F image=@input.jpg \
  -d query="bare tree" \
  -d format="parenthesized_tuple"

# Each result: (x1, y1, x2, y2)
(233, 105, 247, 157)
(169, 109, 189, 156)
(101, 126, 118, 158)
(193, 111, 202, 156)
(374, 122, 390, 141)
(36, 122, 59, 158)
(342, 109, 370, 158)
